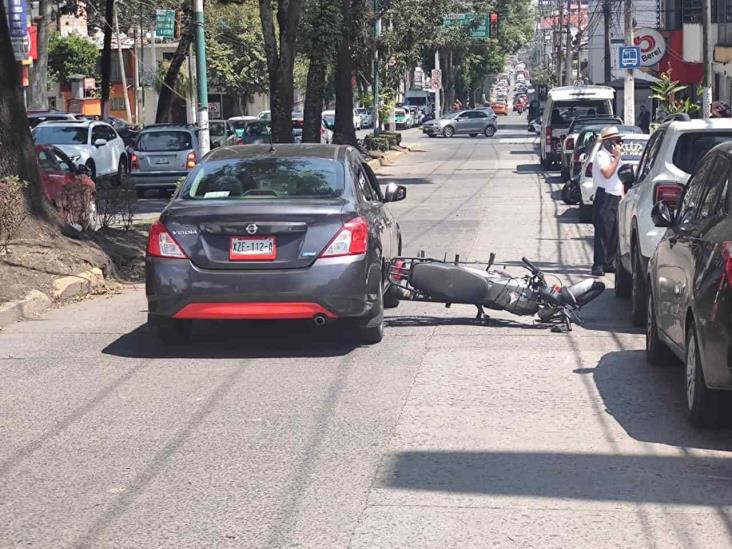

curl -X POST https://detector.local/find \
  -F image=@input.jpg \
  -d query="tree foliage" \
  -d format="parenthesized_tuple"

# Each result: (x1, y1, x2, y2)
(48, 33, 99, 83)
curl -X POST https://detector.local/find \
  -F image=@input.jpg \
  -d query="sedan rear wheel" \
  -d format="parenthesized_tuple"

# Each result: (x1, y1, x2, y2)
(357, 282, 384, 345)
(686, 321, 720, 427)
(646, 291, 674, 366)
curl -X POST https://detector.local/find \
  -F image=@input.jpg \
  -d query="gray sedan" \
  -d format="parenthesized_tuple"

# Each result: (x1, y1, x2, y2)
(145, 144, 407, 345)
(422, 110, 498, 138)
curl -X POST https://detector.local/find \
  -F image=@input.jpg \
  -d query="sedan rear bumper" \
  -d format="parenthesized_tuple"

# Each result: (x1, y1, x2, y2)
(146, 254, 378, 321)
(130, 171, 188, 189)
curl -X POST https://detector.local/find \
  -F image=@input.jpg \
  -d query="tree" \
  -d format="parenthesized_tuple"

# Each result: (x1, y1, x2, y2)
(100, 0, 114, 117)
(259, 0, 305, 143)
(206, 2, 268, 112)
(0, 1, 47, 219)
(155, 7, 194, 123)
(27, 0, 52, 110)
(47, 33, 99, 84)
(332, 0, 365, 145)
(301, 0, 342, 143)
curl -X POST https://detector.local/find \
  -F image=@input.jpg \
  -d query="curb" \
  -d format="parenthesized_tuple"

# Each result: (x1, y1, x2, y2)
(0, 268, 106, 330)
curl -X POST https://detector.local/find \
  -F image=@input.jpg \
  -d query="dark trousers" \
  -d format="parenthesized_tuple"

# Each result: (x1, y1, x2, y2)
(593, 187, 620, 269)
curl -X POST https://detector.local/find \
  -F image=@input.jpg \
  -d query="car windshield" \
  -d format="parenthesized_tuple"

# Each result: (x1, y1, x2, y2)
(406, 97, 427, 106)
(551, 100, 612, 125)
(673, 132, 732, 173)
(182, 157, 345, 200)
(245, 122, 270, 137)
(323, 114, 335, 125)
(229, 120, 252, 131)
(33, 125, 88, 145)
(136, 131, 192, 152)
(442, 112, 460, 119)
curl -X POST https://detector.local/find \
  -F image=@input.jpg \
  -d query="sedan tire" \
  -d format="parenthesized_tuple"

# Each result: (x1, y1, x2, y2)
(484, 126, 496, 137)
(560, 165, 569, 182)
(357, 283, 385, 345)
(615, 251, 632, 299)
(686, 320, 720, 427)
(443, 126, 455, 138)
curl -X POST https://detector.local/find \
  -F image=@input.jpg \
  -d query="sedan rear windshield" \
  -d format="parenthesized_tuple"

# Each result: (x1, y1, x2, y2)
(673, 132, 732, 174)
(136, 131, 192, 152)
(550, 100, 612, 126)
(33, 126, 88, 145)
(182, 157, 345, 200)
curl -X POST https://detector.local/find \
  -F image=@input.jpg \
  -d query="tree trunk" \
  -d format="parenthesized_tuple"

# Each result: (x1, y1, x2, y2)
(259, 0, 304, 143)
(332, 0, 357, 146)
(303, 55, 328, 143)
(155, 13, 194, 123)
(100, 0, 114, 118)
(0, 2, 47, 218)
(27, 0, 51, 111)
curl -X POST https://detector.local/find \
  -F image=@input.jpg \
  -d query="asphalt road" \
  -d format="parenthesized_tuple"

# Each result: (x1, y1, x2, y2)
(2, 114, 732, 548)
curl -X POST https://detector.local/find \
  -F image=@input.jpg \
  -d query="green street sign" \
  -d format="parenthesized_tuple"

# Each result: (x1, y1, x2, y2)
(442, 13, 490, 39)
(155, 9, 176, 38)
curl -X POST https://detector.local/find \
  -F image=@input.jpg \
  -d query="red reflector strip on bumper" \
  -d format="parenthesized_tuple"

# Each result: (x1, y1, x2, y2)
(173, 302, 337, 320)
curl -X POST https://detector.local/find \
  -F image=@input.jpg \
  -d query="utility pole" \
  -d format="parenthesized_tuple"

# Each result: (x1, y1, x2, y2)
(603, 0, 612, 84)
(702, 0, 712, 119)
(564, 0, 572, 85)
(114, 9, 132, 122)
(555, 0, 562, 84)
(372, 0, 380, 135)
(624, 0, 634, 125)
(193, 0, 210, 154)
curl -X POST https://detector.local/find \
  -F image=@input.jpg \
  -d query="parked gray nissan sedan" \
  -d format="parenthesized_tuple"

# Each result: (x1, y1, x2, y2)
(145, 144, 407, 345)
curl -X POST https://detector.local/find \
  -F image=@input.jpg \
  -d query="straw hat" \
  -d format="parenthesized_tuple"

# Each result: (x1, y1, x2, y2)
(600, 126, 621, 141)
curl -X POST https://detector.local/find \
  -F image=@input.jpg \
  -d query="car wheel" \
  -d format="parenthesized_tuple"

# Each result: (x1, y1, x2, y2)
(116, 156, 127, 186)
(484, 126, 496, 137)
(686, 320, 720, 427)
(442, 126, 455, 138)
(578, 204, 593, 223)
(155, 318, 192, 344)
(85, 160, 97, 181)
(631, 246, 646, 327)
(646, 291, 674, 366)
(356, 282, 384, 345)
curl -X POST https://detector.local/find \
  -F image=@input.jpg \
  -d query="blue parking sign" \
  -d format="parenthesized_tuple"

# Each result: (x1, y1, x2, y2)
(618, 46, 641, 69)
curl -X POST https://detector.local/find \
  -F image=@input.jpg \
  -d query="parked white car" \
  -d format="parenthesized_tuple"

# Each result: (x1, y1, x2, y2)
(32, 119, 127, 181)
(577, 132, 649, 223)
(356, 107, 373, 128)
(616, 118, 732, 326)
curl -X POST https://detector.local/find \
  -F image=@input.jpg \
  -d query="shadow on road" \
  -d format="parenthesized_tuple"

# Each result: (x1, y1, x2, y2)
(379, 450, 732, 506)
(382, 177, 434, 186)
(385, 315, 543, 331)
(587, 350, 732, 447)
(515, 163, 542, 174)
(102, 321, 357, 359)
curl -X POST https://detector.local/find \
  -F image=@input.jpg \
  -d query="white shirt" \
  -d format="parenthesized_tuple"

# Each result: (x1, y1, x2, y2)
(593, 147, 624, 197)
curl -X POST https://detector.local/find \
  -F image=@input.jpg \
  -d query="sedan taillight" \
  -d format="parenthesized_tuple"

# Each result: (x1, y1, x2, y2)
(146, 220, 187, 259)
(130, 153, 139, 171)
(653, 182, 684, 208)
(320, 217, 368, 258)
(186, 152, 196, 169)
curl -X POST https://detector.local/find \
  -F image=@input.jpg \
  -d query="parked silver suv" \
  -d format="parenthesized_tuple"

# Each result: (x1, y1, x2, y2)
(129, 124, 200, 197)
(422, 110, 498, 138)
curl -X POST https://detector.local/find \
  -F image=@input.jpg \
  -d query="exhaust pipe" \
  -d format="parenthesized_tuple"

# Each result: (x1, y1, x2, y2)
(312, 314, 328, 327)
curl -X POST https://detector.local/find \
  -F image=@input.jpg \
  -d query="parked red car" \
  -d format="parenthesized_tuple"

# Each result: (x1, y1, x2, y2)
(36, 144, 97, 228)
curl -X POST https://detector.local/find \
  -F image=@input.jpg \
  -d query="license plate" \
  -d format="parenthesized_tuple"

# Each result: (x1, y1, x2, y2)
(229, 236, 276, 261)
(154, 157, 171, 165)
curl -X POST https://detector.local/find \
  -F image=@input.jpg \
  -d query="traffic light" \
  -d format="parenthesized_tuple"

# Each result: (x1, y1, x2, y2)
(490, 12, 499, 38)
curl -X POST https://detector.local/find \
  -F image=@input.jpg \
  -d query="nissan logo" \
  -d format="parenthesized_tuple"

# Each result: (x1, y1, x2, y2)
(245, 224, 258, 235)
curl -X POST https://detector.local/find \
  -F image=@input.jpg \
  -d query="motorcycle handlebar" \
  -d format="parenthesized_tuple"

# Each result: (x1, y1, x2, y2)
(522, 257, 540, 275)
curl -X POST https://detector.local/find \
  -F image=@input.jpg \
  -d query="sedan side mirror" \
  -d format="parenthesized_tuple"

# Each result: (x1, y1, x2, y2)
(75, 163, 90, 175)
(618, 163, 636, 186)
(93, 138, 107, 147)
(578, 153, 587, 163)
(651, 201, 674, 228)
(384, 183, 406, 203)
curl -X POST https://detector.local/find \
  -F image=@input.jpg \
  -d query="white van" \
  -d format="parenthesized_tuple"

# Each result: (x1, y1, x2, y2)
(540, 85, 615, 170)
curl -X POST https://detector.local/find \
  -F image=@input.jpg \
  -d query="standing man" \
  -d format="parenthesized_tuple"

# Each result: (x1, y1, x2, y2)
(592, 126, 625, 277)
(638, 104, 651, 133)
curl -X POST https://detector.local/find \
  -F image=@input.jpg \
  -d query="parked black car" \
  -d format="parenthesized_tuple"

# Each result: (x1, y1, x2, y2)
(646, 142, 732, 426)
(145, 144, 406, 345)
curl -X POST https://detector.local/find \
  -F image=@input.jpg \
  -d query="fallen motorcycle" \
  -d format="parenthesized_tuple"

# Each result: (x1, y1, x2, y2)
(388, 254, 605, 332)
